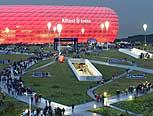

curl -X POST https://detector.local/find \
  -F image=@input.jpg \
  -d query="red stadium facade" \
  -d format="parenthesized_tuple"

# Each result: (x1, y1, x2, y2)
(0, 5, 119, 44)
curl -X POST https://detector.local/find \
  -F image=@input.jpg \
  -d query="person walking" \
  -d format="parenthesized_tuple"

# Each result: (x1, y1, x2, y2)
(62, 108, 65, 115)
(72, 104, 74, 113)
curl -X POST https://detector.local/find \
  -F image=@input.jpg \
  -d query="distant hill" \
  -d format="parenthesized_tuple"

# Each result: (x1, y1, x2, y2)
(118, 34, 153, 44)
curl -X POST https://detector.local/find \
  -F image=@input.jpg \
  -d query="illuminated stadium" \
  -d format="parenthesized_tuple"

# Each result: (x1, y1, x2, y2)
(0, 5, 119, 44)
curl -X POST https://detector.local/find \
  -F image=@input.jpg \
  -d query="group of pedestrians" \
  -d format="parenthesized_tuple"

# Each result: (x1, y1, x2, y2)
(0, 50, 56, 115)
(0, 52, 51, 97)
(115, 81, 153, 99)
(127, 81, 153, 95)
(21, 100, 66, 116)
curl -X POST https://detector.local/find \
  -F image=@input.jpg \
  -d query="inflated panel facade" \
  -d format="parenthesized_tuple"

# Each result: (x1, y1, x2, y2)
(0, 5, 119, 44)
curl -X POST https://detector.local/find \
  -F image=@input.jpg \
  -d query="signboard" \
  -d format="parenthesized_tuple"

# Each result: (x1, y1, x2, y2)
(0, 60, 10, 64)
(108, 58, 126, 63)
(62, 18, 91, 24)
(127, 74, 145, 79)
(32, 72, 49, 78)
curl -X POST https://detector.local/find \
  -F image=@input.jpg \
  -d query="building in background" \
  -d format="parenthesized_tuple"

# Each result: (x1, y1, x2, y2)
(0, 5, 119, 44)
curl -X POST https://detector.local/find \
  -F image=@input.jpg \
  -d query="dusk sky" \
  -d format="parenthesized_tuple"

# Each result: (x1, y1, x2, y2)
(0, 0, 153, 38)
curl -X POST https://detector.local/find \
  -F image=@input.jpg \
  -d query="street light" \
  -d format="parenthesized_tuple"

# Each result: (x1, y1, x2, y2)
(103, 92, 109, 106)
(93, 104, 97, 108)
(81, 28, 85, 35)
(105, 21, 110, 50)
(100, 23, 105, 31)
(53, 26, 57, 33)
(24, 92, 34, 116)
(47, 22, 52, 48)
(56, 24, 63, 55)
(128, 95, 133, 100)
(143, 24, 148, 46)
(104, 92, 107, 97)
(5, 27, 10, 40)
(105, 21, 110, 31)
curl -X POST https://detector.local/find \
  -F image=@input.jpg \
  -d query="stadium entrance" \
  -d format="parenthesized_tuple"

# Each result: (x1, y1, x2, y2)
(54, 38, 78, 52)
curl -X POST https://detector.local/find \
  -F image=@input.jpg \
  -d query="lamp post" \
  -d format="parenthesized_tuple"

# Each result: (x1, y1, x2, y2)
(24, 92, 34, 116)
(81, 28, 85, 49)
(53, 26, 57, 33)
(47, 22, 52, 48)
(5, 27, 10, 40)
(103, 92, 109, 106)
(81, 28, 85, 35)
(100, 23, 104, 31)
(105, 21, 110, 50)
(143, 24, 147, 46)
(56, 24, 63, 56)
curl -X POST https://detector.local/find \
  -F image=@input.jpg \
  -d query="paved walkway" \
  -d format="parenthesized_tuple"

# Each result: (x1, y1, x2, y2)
(87, 69, 133, 100)
(90, 60, 153, 74)
(26, 60, 55, 73)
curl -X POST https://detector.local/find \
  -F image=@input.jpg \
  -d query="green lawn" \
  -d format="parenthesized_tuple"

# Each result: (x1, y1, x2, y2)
(90, 107, 131, 116)
(0, 95, 28, 116)
(0, 64, 8, 71)
(27, 45, 55, 53)
(94, 64, 126, 81)
(82, 50, 135, 61)
(0, 54, 28, 62)
(0, 54, 29, 70)
(80, 49, 153, 69)
(136, 45, 153, 52)
(113, 92, 153, 116)
(23, 61, 126, 105)
(96, 73, 153, 97)
(23, 62, 96, 106)
(26, 58, 54, 71)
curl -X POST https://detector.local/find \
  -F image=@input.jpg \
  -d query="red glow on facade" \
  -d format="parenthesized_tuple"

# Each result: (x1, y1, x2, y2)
(0, 5, 119, 44)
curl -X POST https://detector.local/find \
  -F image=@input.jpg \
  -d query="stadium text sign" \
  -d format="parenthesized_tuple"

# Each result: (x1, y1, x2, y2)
(62, 18, 91, 24)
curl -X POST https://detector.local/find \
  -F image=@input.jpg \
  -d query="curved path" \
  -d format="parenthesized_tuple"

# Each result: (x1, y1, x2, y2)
(25, 60, 55, 73)
(90, 60, 153, 74)
(87, 69, 133, 100)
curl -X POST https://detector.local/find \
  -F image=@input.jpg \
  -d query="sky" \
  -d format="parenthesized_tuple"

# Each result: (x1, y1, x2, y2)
(0, 0, 153, 38)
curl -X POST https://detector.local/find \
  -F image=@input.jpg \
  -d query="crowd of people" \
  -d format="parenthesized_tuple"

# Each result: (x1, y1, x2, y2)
(0, 50, 69, 116)
(0, 51, 51, 97)
(93, 80, 153, 106)
(115, 81, 153, 99)
(21, 100, 66, 116)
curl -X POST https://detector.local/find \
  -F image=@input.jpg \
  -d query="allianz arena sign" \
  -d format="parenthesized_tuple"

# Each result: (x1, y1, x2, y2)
(62, 18, 91, 24)
(0, 5, 119, 44)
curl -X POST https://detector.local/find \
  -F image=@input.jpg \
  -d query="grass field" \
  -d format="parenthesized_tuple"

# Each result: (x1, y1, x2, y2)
(0, 64, 8, 71)
(94, 64, 126, 81)
(0, 54, 29, 71)
(23, 62, 96, 105)
(26, 58, 54, 71)
(82, 49, 153, 69)
(0, 54, 28, 62)
(90, 107, 131, 116)
(96, 73, 153, 97)
(81, 50, 135, 61)
(23, 61, 126, 105)
(113, 92, 153, 116)
(0, 95, 28, 116)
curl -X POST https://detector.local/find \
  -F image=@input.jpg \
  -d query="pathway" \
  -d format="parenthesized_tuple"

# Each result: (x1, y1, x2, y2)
(87, 69, 133, 100)
(25, 60, 55, 73)
(90, 60, 153, 74)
